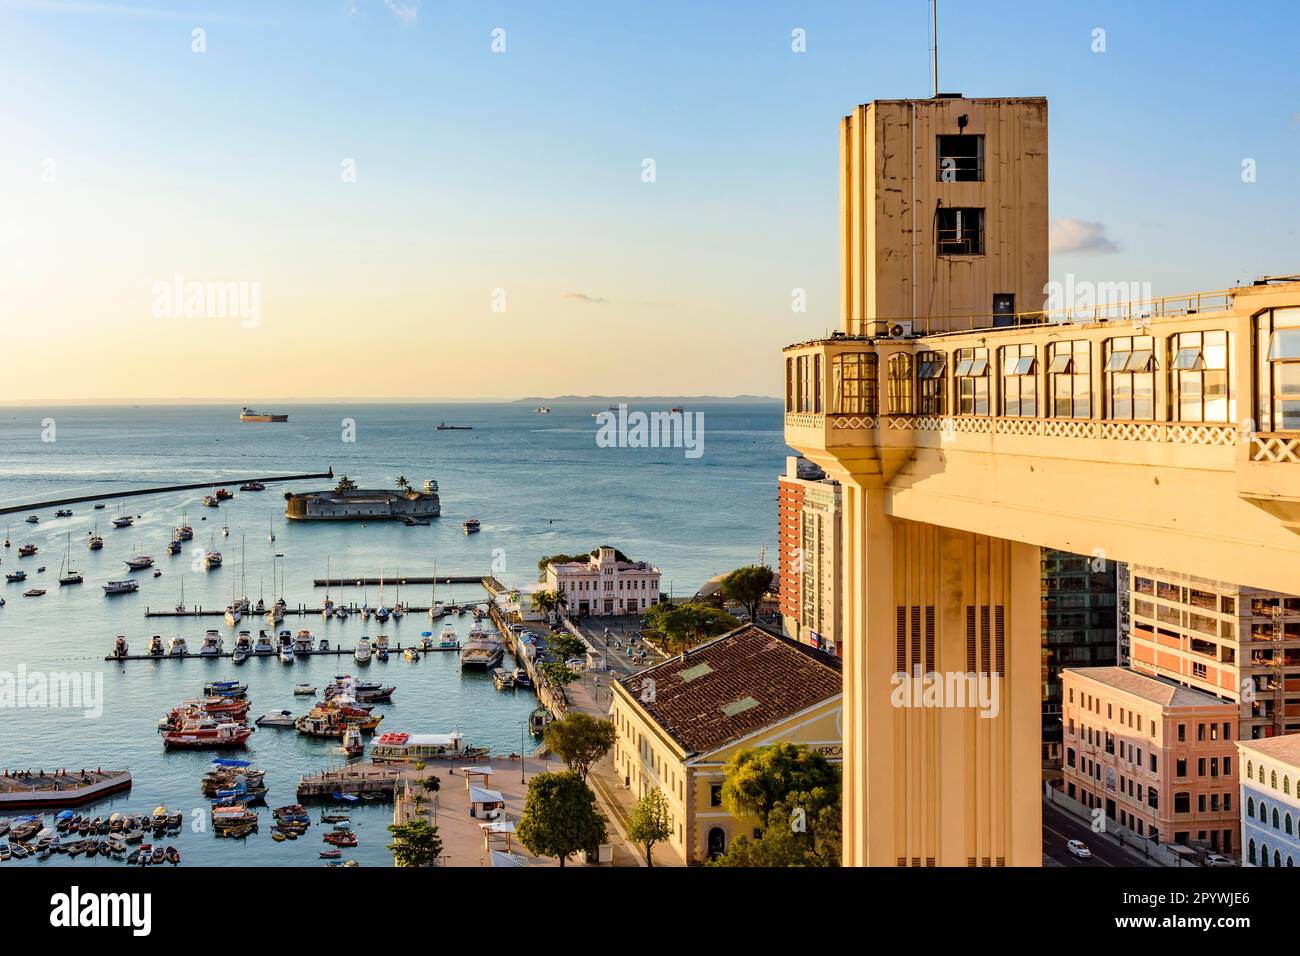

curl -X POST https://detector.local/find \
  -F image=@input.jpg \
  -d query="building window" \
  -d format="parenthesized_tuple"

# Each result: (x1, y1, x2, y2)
(785, 357, 794, 412)
(1169, 330, 1232, 422)
(935, 207, 984, 256)
(1048, 340, 1092, 419)
(887, 353, 914, 415)
(1000, 344, 1037, 417)
(1256, 307, 1300, 431)
(936, 134, 984, 182)
(917, 351, 947, 415)
(954, 347, 990, 415)
(831, 353, 878, 415)
(1104, 335, 1157, 420)
(710, 784, 723, 808)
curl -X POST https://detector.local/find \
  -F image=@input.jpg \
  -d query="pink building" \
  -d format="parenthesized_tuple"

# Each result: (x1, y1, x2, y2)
(1062, 667, 1240, 855)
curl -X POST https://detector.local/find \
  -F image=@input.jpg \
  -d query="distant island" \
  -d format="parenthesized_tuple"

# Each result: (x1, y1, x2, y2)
(514, 395, 780, 405)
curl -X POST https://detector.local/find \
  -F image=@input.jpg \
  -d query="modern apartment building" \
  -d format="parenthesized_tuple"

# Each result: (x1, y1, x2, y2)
(1237, 735, 1300, 867)
(1041, 550, 1117, 776)
(545, 547, 661, 618)
(777, 456, 843, 656)
(1127, 566, 1300, 740)
(1062, 667, 1240, 854)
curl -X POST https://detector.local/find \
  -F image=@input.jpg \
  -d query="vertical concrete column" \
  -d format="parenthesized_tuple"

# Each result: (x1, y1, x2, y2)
(840, 478, 1041, 866)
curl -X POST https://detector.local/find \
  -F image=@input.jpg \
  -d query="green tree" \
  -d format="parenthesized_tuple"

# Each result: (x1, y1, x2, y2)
(627, 787, 672, 867)
(644, 602, 738, 652)
(396, 475, 411, 492)
(334, 475, 358, 494)
(711, 743, 842, 867)
(539, 661, 579, 695)
(421, 775, 441, 795)
(547, 632, 587, 661)
(543, 712, 616, 780)
(387, 819, 443, 867)
(536, 547, 631, 581)
(719, 565, 774, 623)
(517, 770, 608, 867)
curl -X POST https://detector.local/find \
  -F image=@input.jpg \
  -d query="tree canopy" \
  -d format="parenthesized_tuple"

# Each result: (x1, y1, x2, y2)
(334, 475, 358, 494)
(643, 601, 739, 652)
(719, 565, 774, 622)
(543, 712, 616, 780)
(627, 787, 673, 867)
(386, 819, 443, 867)
(517, 770, 608, 867)
(537, 546, 631, 581)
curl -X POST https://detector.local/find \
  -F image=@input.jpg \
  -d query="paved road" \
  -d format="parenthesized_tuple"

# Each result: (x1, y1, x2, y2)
(1042, 800, 1158, 867)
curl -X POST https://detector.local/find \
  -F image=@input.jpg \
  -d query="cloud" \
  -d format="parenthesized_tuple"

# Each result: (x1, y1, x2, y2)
(384, 0, 419, 26)
(561, 292, 608, 305)
(1050, 218, 1118, 255)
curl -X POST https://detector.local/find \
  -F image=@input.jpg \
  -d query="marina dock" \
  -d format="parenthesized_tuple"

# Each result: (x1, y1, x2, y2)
(0, 769, 133, 809)
(296, 764, 404, 800)
(142, 601, 486, 618)
(104, 643, 460, 662)
(313, 576, 489, 587)
(0, 469, 334, 516)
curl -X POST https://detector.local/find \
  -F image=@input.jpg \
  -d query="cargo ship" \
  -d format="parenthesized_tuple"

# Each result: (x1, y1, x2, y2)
(240, 407, 288, 423)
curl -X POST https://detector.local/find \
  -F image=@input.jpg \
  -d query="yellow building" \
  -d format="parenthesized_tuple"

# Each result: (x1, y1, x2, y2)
(780, 91, 1300, 866)
(610, 624, 842, 864)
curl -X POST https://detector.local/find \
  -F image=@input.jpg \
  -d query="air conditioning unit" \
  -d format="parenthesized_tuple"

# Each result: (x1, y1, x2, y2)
(885, 319, 915, 339)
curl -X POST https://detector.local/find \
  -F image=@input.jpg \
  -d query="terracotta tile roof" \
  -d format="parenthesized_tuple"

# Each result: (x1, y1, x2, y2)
(618, 624, 841, 755)
(1238, 734, 1300, 769)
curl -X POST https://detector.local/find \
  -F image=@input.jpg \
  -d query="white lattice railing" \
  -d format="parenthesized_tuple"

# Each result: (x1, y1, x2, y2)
(1252, 434, 1300, 463)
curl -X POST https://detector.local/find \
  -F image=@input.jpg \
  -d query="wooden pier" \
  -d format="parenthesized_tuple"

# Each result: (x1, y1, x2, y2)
(0, 469, 334, 517)
(104, 643, 460, 662)
(142, 601, 484, 618)
(297, 764, 403, 801)
(313, 576, 490, 587)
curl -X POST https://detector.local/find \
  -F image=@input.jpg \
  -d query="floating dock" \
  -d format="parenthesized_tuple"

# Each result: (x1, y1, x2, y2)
(313, 576, 490, 587)
(0, 469, 334, 517)
(296, 765, 403, 801)
(104, 643, 459, 662)
(142, 602, 483, 618)
(0, 769, 132, 809)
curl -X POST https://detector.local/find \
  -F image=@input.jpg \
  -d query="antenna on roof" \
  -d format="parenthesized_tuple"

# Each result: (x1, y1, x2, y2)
(931, 0, 939, 97)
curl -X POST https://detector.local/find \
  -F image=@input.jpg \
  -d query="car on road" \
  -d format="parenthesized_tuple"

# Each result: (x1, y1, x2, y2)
(565, 657, 586, 670)
(1204, 853, 1234, 867)
(1066, 839, 1092, 859)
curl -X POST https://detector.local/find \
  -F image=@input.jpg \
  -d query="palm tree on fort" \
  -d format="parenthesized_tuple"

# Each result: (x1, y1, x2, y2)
(396, 476, 411, 494)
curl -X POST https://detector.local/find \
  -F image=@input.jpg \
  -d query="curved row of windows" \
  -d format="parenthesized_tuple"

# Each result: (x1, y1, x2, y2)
(1245, 760, 1294, 795)
(784, 310, 1300, 429)
(1248, 839, 1295, 867)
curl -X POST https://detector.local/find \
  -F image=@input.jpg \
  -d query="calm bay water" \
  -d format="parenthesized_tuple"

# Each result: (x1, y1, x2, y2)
(0, 401, 784, 866)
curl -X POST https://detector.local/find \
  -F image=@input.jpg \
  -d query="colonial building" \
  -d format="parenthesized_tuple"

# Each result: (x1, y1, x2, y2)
(777, 456, 843, 656)
(1062, 667, 1239, 854)
(1237, 735, 1300, 867)
(545, 547, 660, 618)
(1127, 566, 1300, 740)
(610, 624, 841, 864)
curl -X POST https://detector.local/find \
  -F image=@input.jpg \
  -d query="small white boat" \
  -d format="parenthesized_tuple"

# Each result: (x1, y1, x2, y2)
(103, 579, 140, 595)
(112, 516, 134, 528)
(198, 630, 223, 657)
(253, 632, 275, 655)
(334, 605, 350, 620)
(224, 605, 242, 626)
(167, 637, 188, 657)
(294, 684, 317, 696)
(255, 710, 297, 728)
(279, 643, 295, 665)
(354, 637, 372, 664)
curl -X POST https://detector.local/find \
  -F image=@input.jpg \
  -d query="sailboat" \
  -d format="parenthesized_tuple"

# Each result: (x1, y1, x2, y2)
(267, 520, 275, 544)
(374, 562, 390, 622)
(88, 521, 103, 551)
(428, 561, 444, 620)
(322, 557, 334, 619)
(3, 524, 10, 548)
(392, 568, 405, 619)
(176, 578, 187, 614)
(58, 533, 83, 586)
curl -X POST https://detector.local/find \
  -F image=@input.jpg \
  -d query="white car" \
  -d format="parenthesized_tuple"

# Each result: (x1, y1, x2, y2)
(1204, 853, 1233, 868)
(1067, 839, 1092, 859)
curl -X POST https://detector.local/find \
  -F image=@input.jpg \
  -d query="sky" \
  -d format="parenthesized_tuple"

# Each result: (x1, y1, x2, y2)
(0, 0, 1297, 403)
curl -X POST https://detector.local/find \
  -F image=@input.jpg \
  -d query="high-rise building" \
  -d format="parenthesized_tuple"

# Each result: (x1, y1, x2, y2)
(1063, 667, 1239, 854)
(1117, 562, 1133, 665)
(1041, 550, 1117, 777)
(1127, 566, 1300, 740)
(777, 456, 843, 656)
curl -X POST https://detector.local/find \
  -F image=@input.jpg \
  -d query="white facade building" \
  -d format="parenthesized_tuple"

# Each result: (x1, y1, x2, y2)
(545, 547, 661, 618)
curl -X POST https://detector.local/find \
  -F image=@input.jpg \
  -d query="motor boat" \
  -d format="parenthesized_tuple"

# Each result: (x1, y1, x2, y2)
(103, 579, 140, 595)
(342, 725, 363, 758)
(293, 630, 314, 656)
(224, 605, 242, 626)
(294, 684, 317, 695)
(18, 544, 37, 557)
(162, 717, 254, 749)
(318, 638, 331, 652)
(147, 635, 165, 657)
(25, 515, 39, 524)
(214, 488, 233, 501)
(232, 632, 252, 664)
(440, 624, 458, 648)
(334, 605, 350, 620)
(111, 636, 129, 659)
(24, 587, 46, 597)
(198, 631, 224, 657)
(112, 516, 134, 528)
(353, 637, 372, 665)
(279, 639, 295, 665)
(202, 496, 220, 508)
(203, 680, 247, 698)
(255, 710, 297, 728)
(253, 631, 275, 655)
(6, 570, 27, 583)
(167, 637, 188, 657)
(462, 518, 481, 534)
(205, 551, 223, 570)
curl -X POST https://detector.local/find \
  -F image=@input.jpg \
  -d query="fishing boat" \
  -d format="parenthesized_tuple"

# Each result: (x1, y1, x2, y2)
(162, 716, 254, 749)
(211, 804, 259, 834)
(174, 523, 193, 541)
(112, 515, 134, 528)
(462, 518, 481, 534)
(6, 570, 27, 583)
(18, 543, 37, 557)
(167, 637, 188, 657)
(103, 579, 140, 595)
(203, 680, 247, 699)
(215, 488, 233, 501)
(166, 539, 182, 555)
(125, 553, 154, 570)
(24, 588, 46, 597)
(252, 631, 275, 655)
(111, 636, 129, 659)
(322, 830, 357, 847)
(239, 481, 265, 492)
(198, 630, 224, 657)
(342, 725, 363, 758)
(320, 848, 342, 859)
(202, 496, 220, 508)
(369, 731, 487, 762)
(492, 667, 516, 690)
(205, 550, 223, 570)
(354, 637, 372, 664)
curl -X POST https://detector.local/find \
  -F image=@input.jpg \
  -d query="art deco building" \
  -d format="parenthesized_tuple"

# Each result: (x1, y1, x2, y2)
(779, 90, 1300, 866)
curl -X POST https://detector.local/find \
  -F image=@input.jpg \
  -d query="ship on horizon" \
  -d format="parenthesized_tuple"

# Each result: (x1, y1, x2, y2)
(240, 407, 288, 423)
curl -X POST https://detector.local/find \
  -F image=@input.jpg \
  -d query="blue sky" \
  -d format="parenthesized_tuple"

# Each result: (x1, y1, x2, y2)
(1, 0, 1296, 400)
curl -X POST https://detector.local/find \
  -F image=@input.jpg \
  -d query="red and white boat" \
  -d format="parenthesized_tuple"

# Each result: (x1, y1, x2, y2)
(161, 716, 254, 749)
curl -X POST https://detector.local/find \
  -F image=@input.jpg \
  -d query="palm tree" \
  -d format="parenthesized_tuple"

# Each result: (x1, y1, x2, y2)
(396, 475, 411, 493)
